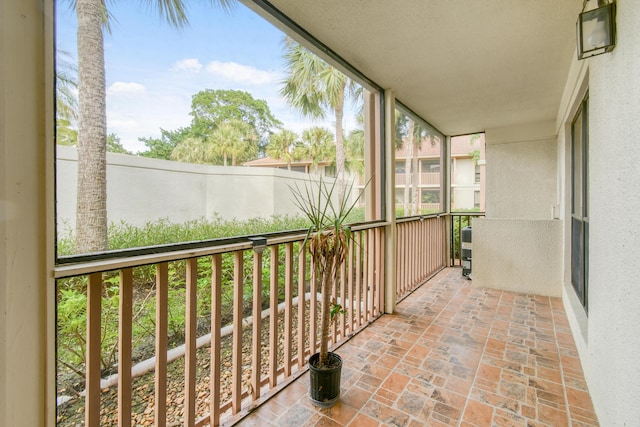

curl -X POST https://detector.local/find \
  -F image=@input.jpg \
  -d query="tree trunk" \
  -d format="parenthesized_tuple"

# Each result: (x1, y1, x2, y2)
(334, 83, 346, 201)
(76, 0, 108, 253)
(318, 255, 333, 367)
(403, 121, 415, 215)
(411, 138, 420, 215)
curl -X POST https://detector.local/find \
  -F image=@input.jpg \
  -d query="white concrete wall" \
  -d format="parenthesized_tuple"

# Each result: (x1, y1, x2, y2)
(472, 218, 562, 296)
(56, 145, 329, 233)
(557, 2, 640, 425)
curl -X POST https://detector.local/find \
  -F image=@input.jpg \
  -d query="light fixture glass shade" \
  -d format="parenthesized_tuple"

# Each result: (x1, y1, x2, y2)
(577, 2, 616, 59)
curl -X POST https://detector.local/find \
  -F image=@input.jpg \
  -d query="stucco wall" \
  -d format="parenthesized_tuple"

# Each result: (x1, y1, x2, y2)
(472, 121, 562, 295)
(1, 0, 51, 425)
(558, 1, 640, 425)
(472, 218, 562, 296)
(485, 121, 557, 220)
(56, 145, 330, 233)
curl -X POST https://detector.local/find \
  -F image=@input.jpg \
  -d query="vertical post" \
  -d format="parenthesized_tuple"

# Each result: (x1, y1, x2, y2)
(210, 254, 222, 426)
(250, 238, 266, 400)
(231, 251, 243, 414)
(355, 231, 363, 328)
(155, 263, 168, 427)
(269, 245, 278, 388)
(284, 242, 293, 377)
(347, 234, 355, 335)
(86, 273, 102, 427)
(384, 89, 397, 314)
(184, 258, 197, 426)
(297, 246, 306, 369)
(118, 268, 133, 427)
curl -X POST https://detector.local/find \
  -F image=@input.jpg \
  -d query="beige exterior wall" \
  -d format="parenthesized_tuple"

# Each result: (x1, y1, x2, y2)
(484, 121, 557, 220)
(473, 121, 562, 295)
(557, 2, 640, 425)
(1, 0, 54, 425)
(472, 219, 562, 296)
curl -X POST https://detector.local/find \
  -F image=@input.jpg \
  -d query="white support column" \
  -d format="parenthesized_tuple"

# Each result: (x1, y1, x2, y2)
(383, 90, 397, 314)
(1, 0, 54, 425)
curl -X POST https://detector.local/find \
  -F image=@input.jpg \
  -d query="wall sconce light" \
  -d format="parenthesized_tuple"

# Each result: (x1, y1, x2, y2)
(577, 0, 616, 59)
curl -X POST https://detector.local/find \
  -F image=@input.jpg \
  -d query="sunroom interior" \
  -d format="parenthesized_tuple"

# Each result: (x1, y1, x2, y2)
(2, 0, 640, 426)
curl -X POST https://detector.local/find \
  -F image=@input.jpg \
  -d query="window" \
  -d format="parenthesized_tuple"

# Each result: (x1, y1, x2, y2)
(394, 104, 444, 217)
(55, 0, 382, 258)
(421, 159, 440, 173)
(571, 95, 589, 311)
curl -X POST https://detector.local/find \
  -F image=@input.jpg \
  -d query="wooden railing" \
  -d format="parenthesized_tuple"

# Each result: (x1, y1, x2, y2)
(395, 215, 447, 300)
(55, 223, 385, 426)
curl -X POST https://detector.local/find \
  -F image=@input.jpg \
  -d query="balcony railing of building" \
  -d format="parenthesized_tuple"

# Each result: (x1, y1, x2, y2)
(54, 216, 447, 426)
(394, 172, 440, 187)
(396, 215, 447, 300)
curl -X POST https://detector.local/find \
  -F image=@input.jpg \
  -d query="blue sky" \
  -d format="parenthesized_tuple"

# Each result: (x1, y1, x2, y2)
(56, 1, 357, 152)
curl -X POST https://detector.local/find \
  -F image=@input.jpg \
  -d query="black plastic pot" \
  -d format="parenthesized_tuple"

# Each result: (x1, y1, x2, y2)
(308, 352, 342, 407)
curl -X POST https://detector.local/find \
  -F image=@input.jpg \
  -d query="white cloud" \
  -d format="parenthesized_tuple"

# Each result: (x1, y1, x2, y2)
(205, 61, 280, 85)
(171, 58, 203, 73)
(107, 82, 146, 96)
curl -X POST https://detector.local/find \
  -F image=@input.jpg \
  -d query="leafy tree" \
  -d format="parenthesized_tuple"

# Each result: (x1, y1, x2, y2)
(208, 119, 258, 166)
(106, 133, 132, 154)
(56, 49, 78, 124)
(56, 119, 78, 146)
(138, 127, 194, 160)
(396, 113, 430, 215)
(345, 128, 365, 177)
(280, 38, 360, 198)
(266, 129, 300, 170)
(299, 126, 334, 174)
(189, 89, 281, 152)
(71, 0, 233, 253)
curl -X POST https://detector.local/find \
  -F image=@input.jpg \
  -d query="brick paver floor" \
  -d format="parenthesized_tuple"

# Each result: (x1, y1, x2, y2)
(239, 267, 599, 426)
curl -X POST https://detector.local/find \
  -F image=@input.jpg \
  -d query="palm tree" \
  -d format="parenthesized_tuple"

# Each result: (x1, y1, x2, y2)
(170, 137, 210, 164)
(280, 38, 359, 198)
(300, 126, 335, 174)
(72, 0, 233, 253)
(266, 129, 299, 170)
(209, 119, 257, 166)
(345, 128, 365, 178)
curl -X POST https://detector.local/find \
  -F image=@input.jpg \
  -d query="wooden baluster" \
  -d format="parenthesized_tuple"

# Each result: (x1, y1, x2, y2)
(355, 231, 362, 328)
(210, 254, 222, 426)
(86, 273, 102, 427)
(185, 258, 197, 426)
(251, 246, 263, 401)
(231, 252, 243, 414)
(118, 268, 133, 427)
(284, 242, 293, 377)
(155, 263, 168, 427)
(269, 245, 278, 388)
(297, 245, 306, 369)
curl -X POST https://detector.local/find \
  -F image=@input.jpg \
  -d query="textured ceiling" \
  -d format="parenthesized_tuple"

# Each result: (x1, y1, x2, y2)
(261, 0, 582, 136)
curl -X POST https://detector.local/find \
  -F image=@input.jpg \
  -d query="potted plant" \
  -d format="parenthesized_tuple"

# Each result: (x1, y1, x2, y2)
(290, 177, 360, 407)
